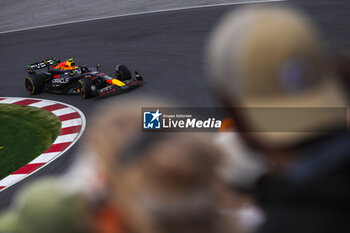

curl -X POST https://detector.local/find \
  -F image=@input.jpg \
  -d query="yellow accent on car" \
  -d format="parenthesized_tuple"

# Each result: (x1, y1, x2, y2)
(78, 80, 86, 98)
(111, 79, 125, 86)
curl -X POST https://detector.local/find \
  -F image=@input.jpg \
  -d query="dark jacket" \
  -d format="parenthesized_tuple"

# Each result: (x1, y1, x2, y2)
(257, 133, 350, 233)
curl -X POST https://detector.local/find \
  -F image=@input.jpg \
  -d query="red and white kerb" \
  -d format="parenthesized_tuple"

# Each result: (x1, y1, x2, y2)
(0, 97, 86, 192)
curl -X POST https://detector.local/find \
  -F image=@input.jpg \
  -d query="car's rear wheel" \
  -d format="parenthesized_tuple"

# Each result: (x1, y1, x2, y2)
(78, 78, 93, 99)
(25, 75, 44, 94)
(116, 65, 132, 81)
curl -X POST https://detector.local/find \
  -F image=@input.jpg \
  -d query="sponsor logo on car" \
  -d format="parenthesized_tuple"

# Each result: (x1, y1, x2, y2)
(29, 59, 54, 69)
(52, 78, 69, 84)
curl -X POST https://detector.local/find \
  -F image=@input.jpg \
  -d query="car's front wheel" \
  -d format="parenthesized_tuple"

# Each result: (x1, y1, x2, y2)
(78, 78, 93, 99)
(25, 75, 44, 94)
(116, 65, 132, 81)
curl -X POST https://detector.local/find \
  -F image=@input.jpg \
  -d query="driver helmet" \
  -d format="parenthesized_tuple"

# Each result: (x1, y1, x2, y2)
(67, 58, 77, 69)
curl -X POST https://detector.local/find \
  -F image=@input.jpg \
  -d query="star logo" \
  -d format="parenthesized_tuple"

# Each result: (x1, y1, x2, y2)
(151, 109, 162, 122)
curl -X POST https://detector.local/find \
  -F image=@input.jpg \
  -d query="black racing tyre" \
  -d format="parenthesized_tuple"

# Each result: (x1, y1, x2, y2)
(25, 75, 44, 94)
(78, 78, 93, 99)
(116, 65, 132, 81)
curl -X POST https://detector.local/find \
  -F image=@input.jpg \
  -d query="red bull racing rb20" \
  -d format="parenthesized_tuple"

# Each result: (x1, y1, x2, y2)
(25, 58, 143, 99)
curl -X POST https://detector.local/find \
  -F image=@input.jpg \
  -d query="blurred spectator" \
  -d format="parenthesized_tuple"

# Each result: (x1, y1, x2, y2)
(0, 177, 86, 233)
(335, 52, 350, 100)
(113, 133, 224, 233)
(207, 5, 350, 233)
(79, 98, 236, 233)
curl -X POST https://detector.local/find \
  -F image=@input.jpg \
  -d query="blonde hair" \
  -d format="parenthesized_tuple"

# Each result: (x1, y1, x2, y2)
(83, 98, 229, 233)
(114, 133, 222, 233)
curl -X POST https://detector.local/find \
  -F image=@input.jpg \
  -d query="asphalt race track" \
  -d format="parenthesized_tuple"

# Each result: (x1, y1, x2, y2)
(0, 0, 264, 33)
(1, 0, 349, 209)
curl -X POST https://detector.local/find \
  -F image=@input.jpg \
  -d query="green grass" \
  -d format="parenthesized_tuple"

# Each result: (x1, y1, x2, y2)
(0, 104, 61, 180)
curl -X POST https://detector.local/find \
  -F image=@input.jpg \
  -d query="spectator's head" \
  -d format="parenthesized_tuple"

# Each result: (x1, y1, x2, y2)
(207, 6, 348, 150)
(80, 98, 170, 233)
(113, 133, 223, 233)
(0, 178, 84, 233)
(84, 98, 232, 233)
(85, 99, 145, 177)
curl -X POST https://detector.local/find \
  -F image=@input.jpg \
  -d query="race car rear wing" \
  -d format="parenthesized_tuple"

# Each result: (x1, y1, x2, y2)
(26, 58, 60, 73)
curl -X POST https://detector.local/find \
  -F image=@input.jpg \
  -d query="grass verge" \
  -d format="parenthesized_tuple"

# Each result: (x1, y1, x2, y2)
(0, 104, 61, 180)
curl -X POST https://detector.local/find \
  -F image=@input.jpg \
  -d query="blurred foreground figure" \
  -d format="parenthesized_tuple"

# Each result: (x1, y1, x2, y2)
(0, 178, 85, 233)
(207, 6, 349, 233)
(82, 98, 235, 233)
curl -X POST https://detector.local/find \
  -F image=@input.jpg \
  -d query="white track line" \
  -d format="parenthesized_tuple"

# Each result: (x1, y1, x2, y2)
(0, 98, 24, 104)
(29, 152, 61, 164)
(0, 175, 27, 187)
(55, 133, 79, 144)
(0, 0, 287, 35)
(29, 101, 57, 108)
(52, 108, 76, 116)
(61, 119, 83, 128)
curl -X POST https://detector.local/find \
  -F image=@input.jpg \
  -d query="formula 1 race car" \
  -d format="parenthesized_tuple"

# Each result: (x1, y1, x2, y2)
(25, 58, 143, 99)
